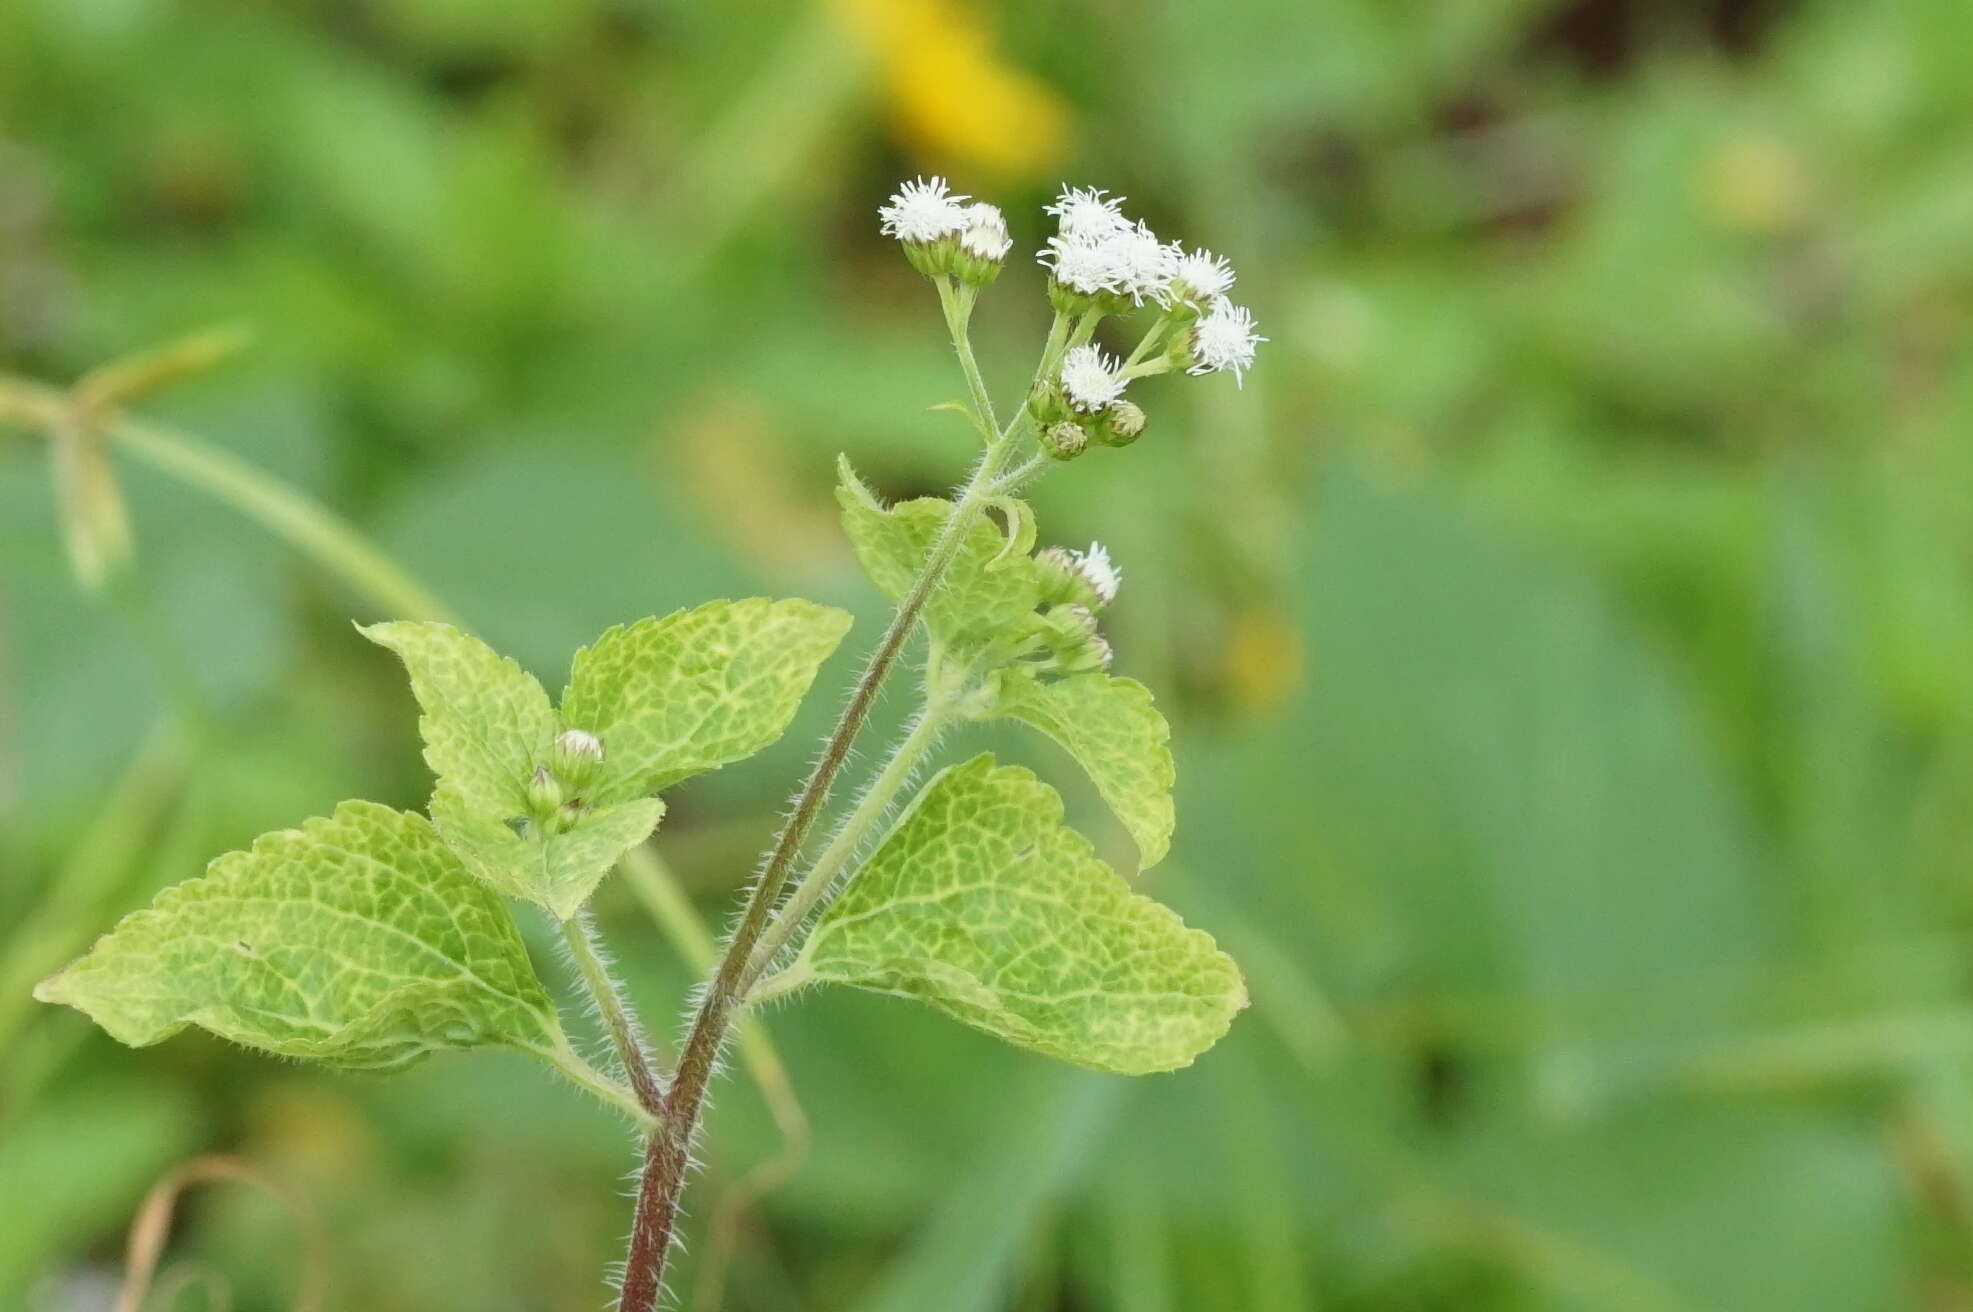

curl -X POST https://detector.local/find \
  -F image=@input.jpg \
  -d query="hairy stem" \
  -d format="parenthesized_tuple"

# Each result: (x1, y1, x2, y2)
(616, 450, 1006, 1310)
(738, 700, 951, 993)
(560, 914, 668, 1119)
(542, 1039, 658, 1134)
(614, 295, 1070, 1308)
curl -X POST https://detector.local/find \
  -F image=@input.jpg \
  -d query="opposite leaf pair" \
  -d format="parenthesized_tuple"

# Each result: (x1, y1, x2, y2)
(367, 599, 853, 919)
(35, 601, 853, 1076)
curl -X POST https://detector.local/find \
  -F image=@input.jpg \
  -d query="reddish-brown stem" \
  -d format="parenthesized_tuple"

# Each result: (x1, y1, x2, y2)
(613, 456, 999, 1310)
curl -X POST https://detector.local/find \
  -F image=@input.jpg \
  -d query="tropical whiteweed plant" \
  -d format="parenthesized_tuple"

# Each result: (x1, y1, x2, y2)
(31, 179, 1261, 1307)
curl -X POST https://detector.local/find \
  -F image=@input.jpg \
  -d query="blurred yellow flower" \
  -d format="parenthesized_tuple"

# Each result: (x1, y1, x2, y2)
(834, 0, 1070, 181)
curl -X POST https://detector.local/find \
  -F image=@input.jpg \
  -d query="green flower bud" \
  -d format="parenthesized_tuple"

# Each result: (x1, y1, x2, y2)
(1028, 380, 1069, 427)
(1041, 603, 1113, 675)
(551, 728, 605, 789)
(1041, 420, 1088, 462)
(1093, 399, 1147, 447)
(526, 765, 564, 819)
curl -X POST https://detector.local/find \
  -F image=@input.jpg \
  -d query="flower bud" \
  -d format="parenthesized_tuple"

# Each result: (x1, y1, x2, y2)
(1041, 420, 1088, 462)
(1041, 604, 1113, 674)
(552, 728, 605, 788)
(1093, 399, 1146, 447)
(527, 765, 564, 818)
(1034, 542, 1120, 610)
(1028, 379, 1069, 427)
(1034, 546, 1082, 604)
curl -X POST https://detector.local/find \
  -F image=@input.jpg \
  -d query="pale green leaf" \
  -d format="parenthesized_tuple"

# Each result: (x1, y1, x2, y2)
(360, 620, 556, 820)
(989, 670, 1176, 868)
(34, 801, 564, 1070)
(559, 598, 853, 802)
(431, 786, 665, 921)
(796, 755, 1244, 1075)
(837, 457, 1039, 652)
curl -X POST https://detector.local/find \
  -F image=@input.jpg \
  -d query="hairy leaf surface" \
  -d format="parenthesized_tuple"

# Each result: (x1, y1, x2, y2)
(34, 801, 563, 1069)
(797, 756, 1243, 1074)
(837, 457, 1039, 653)
(560, 598, 853, 802)
(989, 670, 1175, 868)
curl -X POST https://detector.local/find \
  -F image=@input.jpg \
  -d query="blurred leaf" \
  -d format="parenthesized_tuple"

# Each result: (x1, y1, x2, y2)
(0, 1081, 202, 1304)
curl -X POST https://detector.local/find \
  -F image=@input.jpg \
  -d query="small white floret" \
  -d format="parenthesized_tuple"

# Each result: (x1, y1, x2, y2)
(878, 176, 969, 244)
(958, 202, 1011, 260)
(1188, 300, 1266, 386)
(1111, 221, 1178, 306)
(555, 728, 604, 762)
(1038, 233, 1124, 294)
(1045, 185, 1131, 240)
(1059, 344, 1127, 412)
(1172, 247, 1236, 303)
(1073, 542, 1122, 606)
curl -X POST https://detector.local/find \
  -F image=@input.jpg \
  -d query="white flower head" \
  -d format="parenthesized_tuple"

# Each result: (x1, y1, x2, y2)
(1059, 344, 1127, 413)
(1072, 541, 1122, 606)
(878, 176, 969, 244)
(554, 728, 604, 762)
(1038, 233, 1124, 295)
(1112, 221, 1178, 306)
(1045, 185, 1131, 240)
(1188, 300, 1266, 386)
(1172, 246, 1236, 304)
(958, 202, 1011, 261)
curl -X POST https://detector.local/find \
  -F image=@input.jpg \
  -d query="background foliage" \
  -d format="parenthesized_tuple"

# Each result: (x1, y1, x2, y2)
(5, 0, 1973, 1308)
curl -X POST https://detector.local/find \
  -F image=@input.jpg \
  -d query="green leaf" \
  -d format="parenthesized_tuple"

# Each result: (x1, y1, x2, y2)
(795, 755, 1244, 1075)
(34, 801, 565, 1070)
(560, 598, 854, 802)
(987, 670, 1176, 868)
(432, 786, 665, 922)
(837, 457, 1039, 652)
(360, 620, 556, 821)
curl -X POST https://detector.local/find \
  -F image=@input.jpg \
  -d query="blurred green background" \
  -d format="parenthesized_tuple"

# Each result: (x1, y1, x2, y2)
(6, 0, 1973, 1308)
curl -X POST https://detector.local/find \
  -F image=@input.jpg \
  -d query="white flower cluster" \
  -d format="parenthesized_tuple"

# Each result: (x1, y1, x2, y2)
(1036, 188, 1174, 307)
(878, 177, 1011, 284)
(873, 177, 1266, 429)
(1034, 184, 1264, 384)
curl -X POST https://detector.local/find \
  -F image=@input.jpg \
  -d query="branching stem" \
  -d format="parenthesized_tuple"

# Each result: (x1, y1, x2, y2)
(560, 913, 668, 1119)
(738, 700, 952, 993)
(612, 300, 1067, 1311)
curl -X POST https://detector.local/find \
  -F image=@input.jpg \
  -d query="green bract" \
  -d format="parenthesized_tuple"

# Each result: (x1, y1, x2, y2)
(791, 755, 1244, 1075)
(34, 802, 564, 1069)
(986, 668, 1176, 868)
(365, 599, 850, 918)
